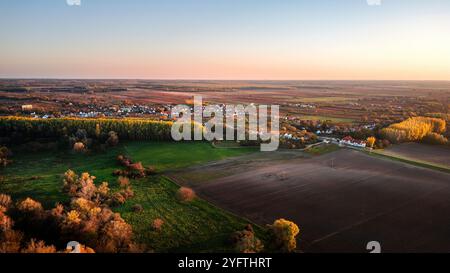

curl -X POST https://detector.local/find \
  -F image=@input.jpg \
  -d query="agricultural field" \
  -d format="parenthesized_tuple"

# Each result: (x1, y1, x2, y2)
(374, 143, 450, 169)
(1, 80, 449, 125)
(297, 115, 355, 123)
(305, 144, 340, 155)
(0, 141, 261, 252)
(171, 148, 450, 253)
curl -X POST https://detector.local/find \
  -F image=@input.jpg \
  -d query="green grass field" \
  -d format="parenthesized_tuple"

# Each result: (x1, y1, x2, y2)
(0, 141, 262, 252)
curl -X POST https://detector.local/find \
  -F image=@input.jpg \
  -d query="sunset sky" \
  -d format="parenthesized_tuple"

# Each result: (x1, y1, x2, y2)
(1, 0, 450, 80)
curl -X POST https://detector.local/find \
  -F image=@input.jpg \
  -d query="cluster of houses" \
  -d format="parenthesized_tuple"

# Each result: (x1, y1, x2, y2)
(281, 133, 312, 142)
(21, 103, 173, 120)
(316, 129, 334, 135)
(171, 104, 256, 119)
(339, 136, 367, 148)
(293, 103, 316, 109)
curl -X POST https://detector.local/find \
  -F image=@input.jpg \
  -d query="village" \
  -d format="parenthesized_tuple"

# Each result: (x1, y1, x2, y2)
(17, 100, 380, 151)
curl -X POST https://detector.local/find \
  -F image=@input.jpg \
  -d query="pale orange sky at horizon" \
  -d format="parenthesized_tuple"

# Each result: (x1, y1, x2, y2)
(1, 0, 450, 81)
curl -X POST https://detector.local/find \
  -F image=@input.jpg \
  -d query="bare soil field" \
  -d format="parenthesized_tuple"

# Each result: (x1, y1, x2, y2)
(170, 149, 450, 253)
(380, 143, 450, 167)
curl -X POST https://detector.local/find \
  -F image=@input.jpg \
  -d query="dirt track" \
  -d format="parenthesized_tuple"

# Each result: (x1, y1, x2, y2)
(170, 149, 450, 253)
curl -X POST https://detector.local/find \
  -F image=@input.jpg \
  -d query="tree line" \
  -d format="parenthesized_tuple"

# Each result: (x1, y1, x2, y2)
(381, 117, 447, 144)
(0, 116, 174, 143)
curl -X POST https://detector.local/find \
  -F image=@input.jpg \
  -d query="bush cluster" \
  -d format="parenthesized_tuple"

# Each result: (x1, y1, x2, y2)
(0, 190, 143, 253)
(151, 218, 164, 231)
(114, 155, 156, 179)
(230, 224, 264, 253)
(176, 187, 196, 202)
(63, 170, 134, 207)
(0, 146, 12, 167)
(69, 128, 120, 152)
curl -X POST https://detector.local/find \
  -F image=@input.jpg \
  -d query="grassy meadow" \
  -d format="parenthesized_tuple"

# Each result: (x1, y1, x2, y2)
(0, 141, 262, 252)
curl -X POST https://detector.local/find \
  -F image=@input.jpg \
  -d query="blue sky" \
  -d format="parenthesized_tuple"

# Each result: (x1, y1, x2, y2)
(1, 0, 450, 80)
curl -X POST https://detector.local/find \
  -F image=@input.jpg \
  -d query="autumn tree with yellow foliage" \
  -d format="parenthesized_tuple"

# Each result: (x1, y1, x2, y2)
(268, 219, 300, 252)
(381, 117, 447, 144)
(366, 137, 376, 148)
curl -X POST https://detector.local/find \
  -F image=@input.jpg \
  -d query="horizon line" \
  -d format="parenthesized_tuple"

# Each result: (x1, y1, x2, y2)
(1, 77, 450, 82)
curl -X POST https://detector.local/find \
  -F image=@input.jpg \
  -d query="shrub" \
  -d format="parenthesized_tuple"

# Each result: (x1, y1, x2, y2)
(63, 171, 97, 200)
(268, 219, 300, 253)
(0, 194, 12, 208)
(0, 210, 13, 232)
(63, 210, 82, 227)
(117, 176, 130, 188)
(63, 170, 111, 204)
(0, 230, 23, 253)
(97, 182, 110, 199)
(176, 187, 196, 202)
(115, 155, 148, 179)
(121, 187, 135, 199)
(113, 169, 124, 176)
(62, 170, 78, 196)
(117, 155, 132, 167)
(78, 245, 96, 253)
(17, 198, 43, 214)
(75, 129, 88, 143)
(131, 204, 144, 213)
(126, 243, 148, 253)
(145, 165, 157, 175)
(0, 146, 12, 167)
(110, 192, 126, 206)
(128, 162, 146, 178)
(77, 173, 98, 200)
(95, 123, 101, 139)
(423, 132, 449, 145)
(107, 186, 134, 207)
(21, 239, 57, 253)
(230, 224, 264, 253)
(97, 214, 133, 253)
(152, 218, 164, 231)
(70, 198, 96, 215)
(106, 131, 119, 147)
(73, 142, 86, 152)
